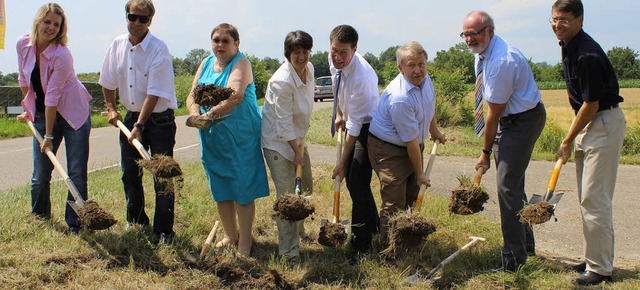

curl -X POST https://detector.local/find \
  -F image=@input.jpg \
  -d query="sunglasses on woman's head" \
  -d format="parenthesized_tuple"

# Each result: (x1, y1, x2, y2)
(127, 13, 150, 23)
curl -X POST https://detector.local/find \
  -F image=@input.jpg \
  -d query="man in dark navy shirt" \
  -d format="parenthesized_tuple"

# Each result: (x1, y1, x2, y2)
(551, 0, 626, 286)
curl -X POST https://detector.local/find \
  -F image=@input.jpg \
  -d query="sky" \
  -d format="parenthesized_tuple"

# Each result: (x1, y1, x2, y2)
(1, 0, 638, 74)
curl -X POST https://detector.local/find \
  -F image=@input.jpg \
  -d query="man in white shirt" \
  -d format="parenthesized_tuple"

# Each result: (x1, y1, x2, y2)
(368, 41, 446, 246)
(328, 25, 380, 265)
(99, 0, 178, 245)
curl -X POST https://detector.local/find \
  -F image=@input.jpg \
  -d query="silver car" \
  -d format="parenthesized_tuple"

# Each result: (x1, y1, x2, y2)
(314, 76, 333, 102)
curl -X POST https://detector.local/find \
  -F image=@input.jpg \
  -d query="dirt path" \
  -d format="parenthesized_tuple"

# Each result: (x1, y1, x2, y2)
(307, 143, 640, 269)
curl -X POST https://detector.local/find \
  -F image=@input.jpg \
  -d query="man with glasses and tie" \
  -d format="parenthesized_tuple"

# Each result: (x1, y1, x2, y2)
(462, 11, 546, 272)
(551, 0, 625, 285)
(328, 24, 380, 265)
(99, 0, 178, 245)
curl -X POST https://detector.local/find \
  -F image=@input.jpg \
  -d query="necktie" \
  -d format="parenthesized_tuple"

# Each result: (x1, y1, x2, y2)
(474, 57, 485, 137)
(331, 70, 342, 137)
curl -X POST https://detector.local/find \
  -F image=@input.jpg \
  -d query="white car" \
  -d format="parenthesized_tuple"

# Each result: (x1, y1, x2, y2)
(313, 76, 333, 102)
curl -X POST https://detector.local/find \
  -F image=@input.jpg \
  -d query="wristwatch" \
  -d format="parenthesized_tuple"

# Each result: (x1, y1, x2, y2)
(482, 148, 492, 155)
(134, 122, 145, 130)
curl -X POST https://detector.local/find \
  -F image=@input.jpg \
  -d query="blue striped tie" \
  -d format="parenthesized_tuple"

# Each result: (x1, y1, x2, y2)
(474, 57, 485, 137)
(331, 70, 342, 137)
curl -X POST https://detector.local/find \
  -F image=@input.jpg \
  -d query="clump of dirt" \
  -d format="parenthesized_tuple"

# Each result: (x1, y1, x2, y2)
(78, 200, 117, 230)
(519, 201, 554, 225)
(318, 222, 347, 247)
(449, 175, 490, 215)
(240, 269, 295, 290)
(273, 193, 315, 221)
(137, 154, 182, 178)
(193, 84, 234, 107)
(381, 211, 436, 257)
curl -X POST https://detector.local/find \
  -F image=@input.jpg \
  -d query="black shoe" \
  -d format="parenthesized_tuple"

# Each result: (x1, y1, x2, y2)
(574, 271, 612, 286)
(347, 252, 361, 266)
(491, 260, 521, 272)
(571, 262, 586, 273)
(69, 226, 80, 236)
(159, 232, 174, 245)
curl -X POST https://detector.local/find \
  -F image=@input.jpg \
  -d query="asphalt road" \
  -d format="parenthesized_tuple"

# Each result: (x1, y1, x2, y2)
(2, 99, 638, 269)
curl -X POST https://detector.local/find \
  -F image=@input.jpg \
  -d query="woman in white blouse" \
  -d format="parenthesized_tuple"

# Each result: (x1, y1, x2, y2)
(260, 30, 314, 262)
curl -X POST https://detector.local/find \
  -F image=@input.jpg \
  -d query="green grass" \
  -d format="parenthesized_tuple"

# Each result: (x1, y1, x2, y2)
(1, 161, 638, 288)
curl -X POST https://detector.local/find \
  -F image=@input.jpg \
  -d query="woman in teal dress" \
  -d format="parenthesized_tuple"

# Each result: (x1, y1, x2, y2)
(186, 23, 269, 257)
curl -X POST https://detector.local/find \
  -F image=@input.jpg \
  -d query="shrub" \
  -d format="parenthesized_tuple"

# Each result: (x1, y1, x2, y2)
(622, 122, 640, 156)
(534, 120, 566, 154)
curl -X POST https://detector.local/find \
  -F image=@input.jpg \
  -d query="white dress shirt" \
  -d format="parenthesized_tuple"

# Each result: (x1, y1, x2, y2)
(261, 60, 314, 162)
(329, 51, 379, 137)
(99, 31, 177, 112)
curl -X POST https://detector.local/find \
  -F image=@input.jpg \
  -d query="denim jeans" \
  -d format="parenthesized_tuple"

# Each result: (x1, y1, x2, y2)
(120, 110, 176, 236)
(31, 112, 91, 228)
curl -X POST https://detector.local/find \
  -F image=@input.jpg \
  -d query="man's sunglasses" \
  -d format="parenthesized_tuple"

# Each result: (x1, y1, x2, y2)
(127, 13, 150, 24)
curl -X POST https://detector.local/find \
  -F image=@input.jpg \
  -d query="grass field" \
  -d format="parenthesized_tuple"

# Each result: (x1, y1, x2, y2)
(1, 161, 639, 289)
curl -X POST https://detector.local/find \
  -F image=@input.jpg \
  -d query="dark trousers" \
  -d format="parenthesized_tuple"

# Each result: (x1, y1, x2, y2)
(120, 110, 176, 235)
(494, 102, 546, 266)
(346, 123, 380, 253)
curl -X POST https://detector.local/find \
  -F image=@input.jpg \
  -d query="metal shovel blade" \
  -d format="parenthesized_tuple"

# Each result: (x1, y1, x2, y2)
(548, 193, 564, 206)
(67, 200, 82, 215)
(528, 194, 543, 204)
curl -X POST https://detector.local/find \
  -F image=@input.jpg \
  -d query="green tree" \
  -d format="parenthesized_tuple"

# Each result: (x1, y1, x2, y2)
(432, 42, 474, 84)
(379, 46, 399, 64)
(262, 57, 282, 73)
(378, 62, 399, 87)
(607, 46, 640, 80)
(310, 51, 330, 77)
(363, 52, 382, 71)
(183, 48, 211, 76)
(172, 56, 188, 76)
(246, 55, 269, 99)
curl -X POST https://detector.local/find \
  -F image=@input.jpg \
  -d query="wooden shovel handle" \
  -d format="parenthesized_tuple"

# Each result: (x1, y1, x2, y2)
(332, 128, 343, 223)
(543, 158, 564, 200)
(200, 221, 220, 260)
(294, 140, 304, 195)
(116, 120, 152, 160)
(473, 167, 484, 187)
(27, 120, 85, 206)
(414, 140, 440, 211)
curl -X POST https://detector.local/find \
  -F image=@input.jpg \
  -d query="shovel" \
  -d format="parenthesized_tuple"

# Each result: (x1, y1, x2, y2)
(199, 220, 221, 261)
(294, 139, 305, 195)
(322, 128, 349, 230)
(408, 236, 486, 284)
(116, 120, 181, 178)
(473, 167, 484, 187)
(27, 120, 85, 214)
(413, 140, 440, 211)
(528, 158, 564, 207)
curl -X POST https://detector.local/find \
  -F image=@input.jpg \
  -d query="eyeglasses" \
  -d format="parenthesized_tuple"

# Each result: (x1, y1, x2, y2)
(127, 13, 150, 24)
(459, 26, 489, 38)
(212, 37, 233, 45)
(549, 17, 575, 25)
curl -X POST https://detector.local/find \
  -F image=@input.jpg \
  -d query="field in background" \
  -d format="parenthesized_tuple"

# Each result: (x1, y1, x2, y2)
(541, 88, 640, 128)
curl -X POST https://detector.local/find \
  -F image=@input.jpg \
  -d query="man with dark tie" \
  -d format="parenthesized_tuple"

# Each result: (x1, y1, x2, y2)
(328, 24, 380, 265)
(462, 10, 546, 271)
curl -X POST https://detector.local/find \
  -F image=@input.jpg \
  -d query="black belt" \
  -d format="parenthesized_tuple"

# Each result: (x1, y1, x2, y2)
(598, 103, 619, 112)
(126, 109, 174, 118)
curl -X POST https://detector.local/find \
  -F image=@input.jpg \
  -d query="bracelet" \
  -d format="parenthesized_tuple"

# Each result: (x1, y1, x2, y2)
(482, 148, 492, 155)
(44, 134, 54, 140)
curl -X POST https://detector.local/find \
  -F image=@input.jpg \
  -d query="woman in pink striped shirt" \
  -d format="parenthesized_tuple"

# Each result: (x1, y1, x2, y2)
(16, 3, 92, 235)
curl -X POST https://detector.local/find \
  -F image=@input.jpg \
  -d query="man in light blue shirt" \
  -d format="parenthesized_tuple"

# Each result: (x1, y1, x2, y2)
(368, 41, 446, 247)
(462, 10, 546, 271)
